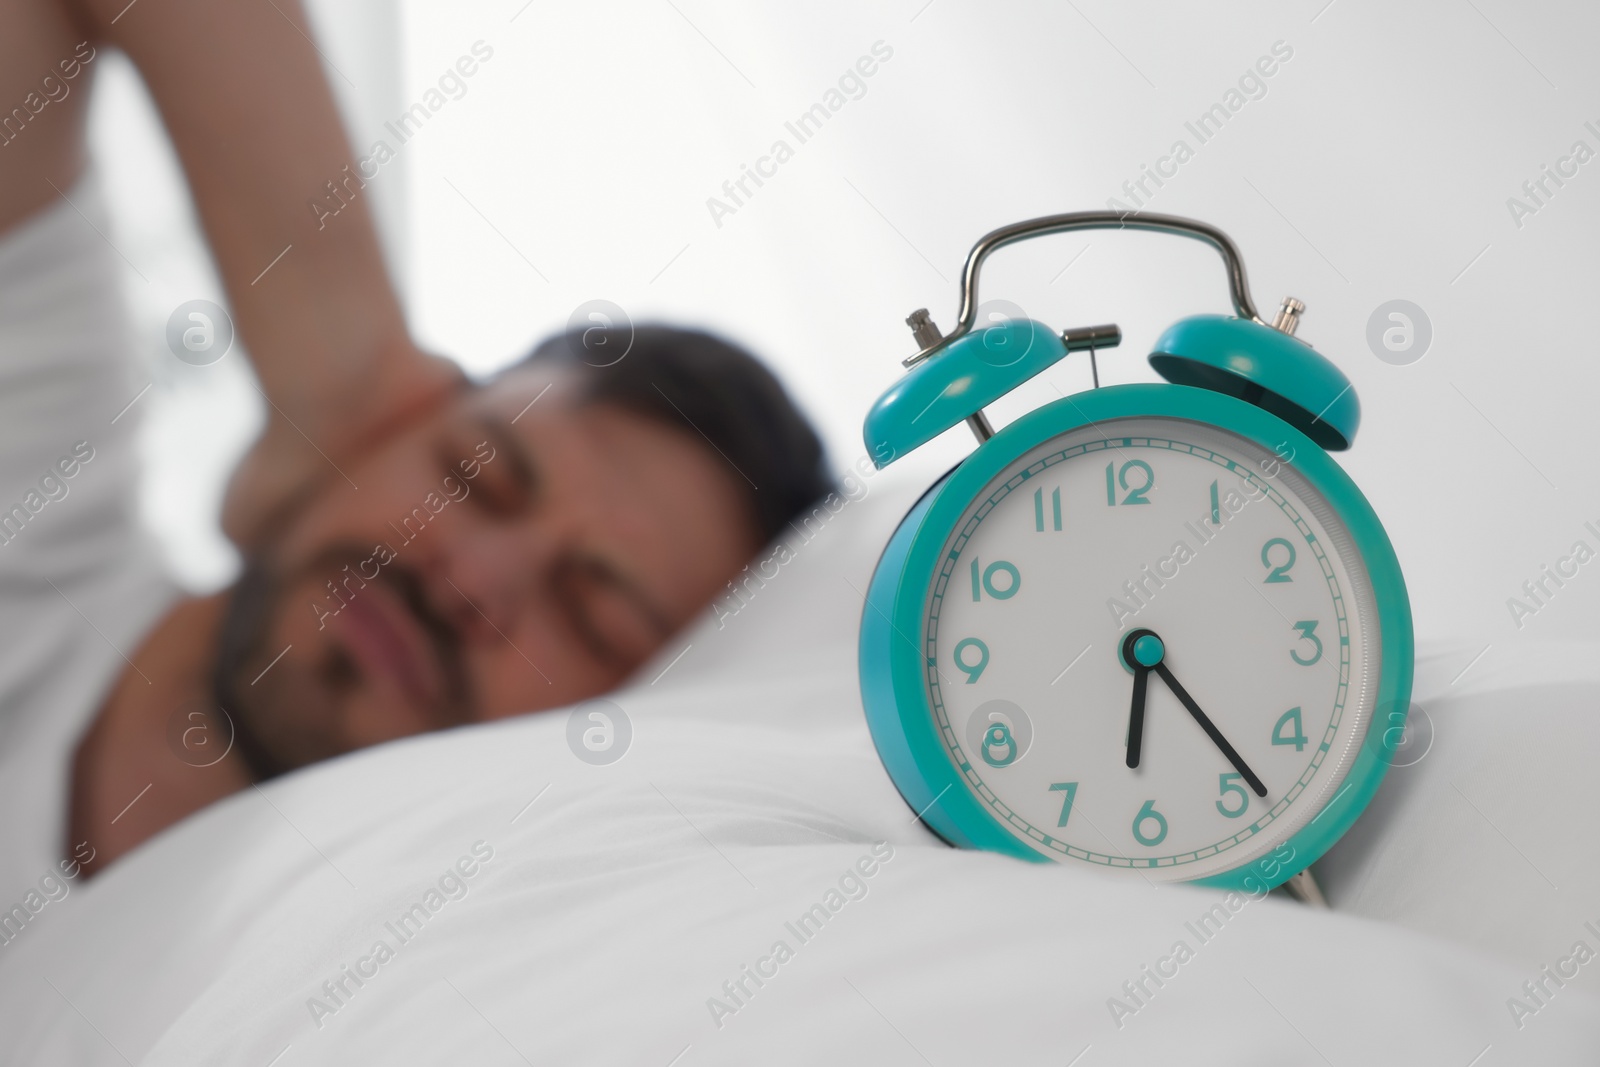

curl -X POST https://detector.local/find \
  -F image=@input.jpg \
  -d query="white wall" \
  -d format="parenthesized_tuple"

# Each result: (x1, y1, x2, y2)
(97, 0, 1600, 661)
(403, 0, 1600, 658)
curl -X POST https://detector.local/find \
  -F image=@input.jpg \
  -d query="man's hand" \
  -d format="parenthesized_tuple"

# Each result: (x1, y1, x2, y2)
(221, 342, 466, 551)
(75, 0, 454, 548)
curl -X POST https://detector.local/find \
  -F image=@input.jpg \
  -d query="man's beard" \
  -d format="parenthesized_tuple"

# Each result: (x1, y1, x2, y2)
(212, 545, 474, 781)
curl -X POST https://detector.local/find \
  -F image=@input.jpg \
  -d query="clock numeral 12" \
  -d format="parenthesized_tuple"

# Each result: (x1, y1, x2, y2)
(1033, 487, 1062, 532)
(1049, 781, 1077, 827)
(1105, 460, 1154, 506)
(969, 558, 1021, 601)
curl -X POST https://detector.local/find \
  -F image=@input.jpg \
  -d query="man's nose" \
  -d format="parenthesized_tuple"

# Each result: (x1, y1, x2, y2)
(424, 517, 568, 639)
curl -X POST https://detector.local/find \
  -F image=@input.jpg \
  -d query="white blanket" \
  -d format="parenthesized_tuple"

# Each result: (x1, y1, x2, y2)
(2, 461, 1597, 1065)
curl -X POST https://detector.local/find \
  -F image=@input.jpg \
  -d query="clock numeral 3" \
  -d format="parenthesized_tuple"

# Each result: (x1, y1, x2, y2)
(969, 558, 1021, 601)
(1049, 781, 1078, 827)
(1105, 460, 1154, 506)
(1261, 537, 1297, 583)
(1290, 620, 1323, 666)
(952, 637, 989, 683)
(1131, 799, 1168, 846)
(1272, 706, 1308, 751)
(1216, 773, 1250, 818)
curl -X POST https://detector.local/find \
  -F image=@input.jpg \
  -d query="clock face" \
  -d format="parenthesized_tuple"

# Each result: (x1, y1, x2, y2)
(923, 416, 1382, 882)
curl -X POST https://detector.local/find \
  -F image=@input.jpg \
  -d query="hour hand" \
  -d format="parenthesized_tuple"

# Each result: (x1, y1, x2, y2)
(1126, 664, 1149, 768)
(1120, 630, 1163, 769)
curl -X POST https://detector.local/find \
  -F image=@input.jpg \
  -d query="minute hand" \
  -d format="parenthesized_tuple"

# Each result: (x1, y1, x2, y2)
(1150, 662, 1268, 797)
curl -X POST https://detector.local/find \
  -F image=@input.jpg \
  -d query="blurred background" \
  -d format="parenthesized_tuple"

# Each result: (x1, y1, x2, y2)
(94, 0, 1598, 657)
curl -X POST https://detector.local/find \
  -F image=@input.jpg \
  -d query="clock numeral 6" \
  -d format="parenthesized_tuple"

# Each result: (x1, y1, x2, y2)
(1290, 620, 1323, 666)
(1272, 706, 1308, 751)
(952, 637, 989, 684)
(1105, 460, 1154, 506)
(1131, 799, 1168, 846)
(1261, 537, 1296, 583)
(1049, 781, 1078, 827)
(1216, 773, 1250, 819)
(969, 558, 1021, 601)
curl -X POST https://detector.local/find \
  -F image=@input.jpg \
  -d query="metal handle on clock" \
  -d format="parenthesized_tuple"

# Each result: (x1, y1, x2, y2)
(1282, 867, 1329, 907)
(904, 211, 1266, 367)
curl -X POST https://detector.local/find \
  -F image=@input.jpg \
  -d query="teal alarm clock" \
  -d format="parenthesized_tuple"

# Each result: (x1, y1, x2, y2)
(859, 212, 1413, 898)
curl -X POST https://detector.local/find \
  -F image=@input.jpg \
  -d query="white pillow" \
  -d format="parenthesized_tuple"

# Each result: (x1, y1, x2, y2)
(1319, 636, 1600, 973)
(1, 465, 1595, 1063)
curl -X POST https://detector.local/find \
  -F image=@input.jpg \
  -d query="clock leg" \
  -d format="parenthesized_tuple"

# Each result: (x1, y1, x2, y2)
(1281, 867, 1329, 908)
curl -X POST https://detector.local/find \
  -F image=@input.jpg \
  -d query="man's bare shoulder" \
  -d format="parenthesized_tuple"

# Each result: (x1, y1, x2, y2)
(0, 0, 98, 235)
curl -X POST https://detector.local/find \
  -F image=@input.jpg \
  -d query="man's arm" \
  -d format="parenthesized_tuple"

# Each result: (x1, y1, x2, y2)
(70, 0, 462, 544)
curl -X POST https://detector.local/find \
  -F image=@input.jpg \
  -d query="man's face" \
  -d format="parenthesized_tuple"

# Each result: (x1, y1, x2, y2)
(218, 365, 760, 775)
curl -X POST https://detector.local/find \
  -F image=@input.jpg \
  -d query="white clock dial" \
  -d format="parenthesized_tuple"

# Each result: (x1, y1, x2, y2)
(925, 417, 1380, 881)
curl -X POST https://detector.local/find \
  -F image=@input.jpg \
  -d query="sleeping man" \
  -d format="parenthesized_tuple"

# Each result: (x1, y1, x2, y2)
(0, 0, 829, 888)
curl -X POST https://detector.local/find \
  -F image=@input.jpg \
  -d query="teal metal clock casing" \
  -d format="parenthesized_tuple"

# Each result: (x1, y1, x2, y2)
(857, 213, 1413, 893)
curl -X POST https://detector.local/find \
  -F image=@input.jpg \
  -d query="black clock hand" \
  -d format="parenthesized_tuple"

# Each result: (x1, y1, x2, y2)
(1151, 662, 1268, 797)
(1120, 629, 1161, 770)
(1126, 663, 1149, 769)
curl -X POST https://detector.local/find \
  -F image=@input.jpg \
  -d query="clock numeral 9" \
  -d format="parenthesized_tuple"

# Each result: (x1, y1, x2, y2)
(1105, 460, 1154, 506)
(969, 558, 1021, 601)
(1216, 773, 1250, 819)
(953, 637, 989, 684)
(1261, 537, 1296, 583)
(1131, 799, 1168, 846)
(1272, 706, 1308, 751)
(1049, 781, 1077, 827)
(1290, 620, 1323, 666)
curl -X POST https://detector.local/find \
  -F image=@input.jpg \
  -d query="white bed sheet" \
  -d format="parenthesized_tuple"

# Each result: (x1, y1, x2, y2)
(2, 460, 1597, 1065)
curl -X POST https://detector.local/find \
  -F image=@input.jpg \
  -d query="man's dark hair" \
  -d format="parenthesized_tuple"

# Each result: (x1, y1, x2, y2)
(515, 324, 832, 545)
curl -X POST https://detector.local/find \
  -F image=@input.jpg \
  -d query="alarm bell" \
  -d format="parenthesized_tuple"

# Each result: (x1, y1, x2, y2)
(864, 212, 1361, 467)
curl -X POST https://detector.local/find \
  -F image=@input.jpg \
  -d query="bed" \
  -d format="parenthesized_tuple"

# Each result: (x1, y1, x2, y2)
(2, 462, 1596, 1064)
